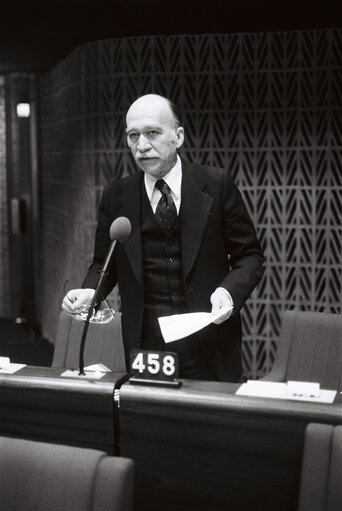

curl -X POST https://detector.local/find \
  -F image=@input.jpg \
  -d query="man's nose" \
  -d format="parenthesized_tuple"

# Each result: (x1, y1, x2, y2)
(136, 134, 151, 152)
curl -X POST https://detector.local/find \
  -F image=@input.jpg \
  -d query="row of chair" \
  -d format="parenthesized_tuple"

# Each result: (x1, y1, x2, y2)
(0, 436, 134, 510)
(298, 423, 342, 511)
(0, 422, 340, 510)
(261, 311, 342, 389)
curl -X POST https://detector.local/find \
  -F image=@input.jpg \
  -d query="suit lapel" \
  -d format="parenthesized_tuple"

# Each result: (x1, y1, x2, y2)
(117, 174, 143, 288)
(180, 160, 213, 281)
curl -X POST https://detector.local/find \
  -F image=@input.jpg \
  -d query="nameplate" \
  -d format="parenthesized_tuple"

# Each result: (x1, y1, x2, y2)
(236, 380, 337, 404)
(129, 350, 181, 388)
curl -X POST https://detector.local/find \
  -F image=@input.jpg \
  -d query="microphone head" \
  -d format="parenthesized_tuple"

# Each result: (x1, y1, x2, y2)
(110, 217, 131, 242)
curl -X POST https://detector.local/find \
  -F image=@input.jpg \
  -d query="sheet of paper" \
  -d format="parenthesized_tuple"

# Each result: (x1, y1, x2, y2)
(0, 363, 26, 374)
(0, 357, 10, 369)
(60, 369, 106, 380)
(236, 380, 336, 404)
(158, 308, 232, 343)
(236, 380, 287, 398)
(84, 363, 111, 372)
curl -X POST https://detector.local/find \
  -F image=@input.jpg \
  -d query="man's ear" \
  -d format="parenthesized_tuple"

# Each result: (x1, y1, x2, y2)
(176, 127, 184, 149)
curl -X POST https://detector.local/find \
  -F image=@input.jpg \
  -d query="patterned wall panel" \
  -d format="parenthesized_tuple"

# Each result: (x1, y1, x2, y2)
(0, 76, 10, 317)
(39, 29, 342, 378)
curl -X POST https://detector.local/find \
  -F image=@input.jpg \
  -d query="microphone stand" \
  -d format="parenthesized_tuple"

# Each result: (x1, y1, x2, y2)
(78, 274, 106, 375)
(78, 242, 117, 375)
(76, 216, 131, 376)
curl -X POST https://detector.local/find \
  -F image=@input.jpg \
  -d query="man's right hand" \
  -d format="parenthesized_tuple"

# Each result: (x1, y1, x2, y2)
(62, 288, 95, 315)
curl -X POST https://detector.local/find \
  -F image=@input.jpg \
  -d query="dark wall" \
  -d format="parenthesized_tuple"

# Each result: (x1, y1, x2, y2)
(39, 29, 342, 378)
(0, 74, 38, 322)
(0, 77, 9, 317)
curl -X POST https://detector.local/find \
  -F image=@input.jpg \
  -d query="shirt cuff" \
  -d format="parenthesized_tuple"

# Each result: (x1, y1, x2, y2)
(216, 287, 234, 308)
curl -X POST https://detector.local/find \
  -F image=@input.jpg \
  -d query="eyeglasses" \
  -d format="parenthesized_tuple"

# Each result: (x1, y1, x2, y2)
(63, 279, 116, 325)
(77, 302, 115, 324)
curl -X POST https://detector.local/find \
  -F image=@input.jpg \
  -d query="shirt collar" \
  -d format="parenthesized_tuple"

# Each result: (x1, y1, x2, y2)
(144, 154, 182, 202)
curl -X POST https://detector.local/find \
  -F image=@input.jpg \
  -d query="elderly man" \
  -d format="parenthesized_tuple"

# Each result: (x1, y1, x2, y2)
(62, 94, 264, 381)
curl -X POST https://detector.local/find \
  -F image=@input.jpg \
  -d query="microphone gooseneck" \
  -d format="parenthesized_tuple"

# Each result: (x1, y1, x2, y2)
(78, 217, 131, 375)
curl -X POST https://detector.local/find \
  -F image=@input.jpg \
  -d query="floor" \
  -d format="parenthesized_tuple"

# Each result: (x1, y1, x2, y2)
(0, 318, 53, 366)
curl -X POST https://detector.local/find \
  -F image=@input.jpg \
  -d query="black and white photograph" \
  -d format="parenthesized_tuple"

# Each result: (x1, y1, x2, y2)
(0, 1, 341, 509)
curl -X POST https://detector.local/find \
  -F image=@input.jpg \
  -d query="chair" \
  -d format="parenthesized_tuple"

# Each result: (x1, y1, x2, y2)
(261, 311, 342, 390)
(298, 423, 342, 511)
(0, 436, 134, 511)
(52, 311, 126, 372)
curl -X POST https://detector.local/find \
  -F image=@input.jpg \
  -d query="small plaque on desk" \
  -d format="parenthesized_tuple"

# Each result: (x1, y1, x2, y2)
(236, 380, 337, 403)
(129, 350, 181, 387)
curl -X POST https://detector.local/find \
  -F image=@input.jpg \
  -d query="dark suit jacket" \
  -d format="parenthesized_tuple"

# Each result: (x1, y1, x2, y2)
(83, 159, 264, 381)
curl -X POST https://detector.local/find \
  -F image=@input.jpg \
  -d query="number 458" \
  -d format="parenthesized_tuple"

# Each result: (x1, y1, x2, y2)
(131, 352, 176, 376)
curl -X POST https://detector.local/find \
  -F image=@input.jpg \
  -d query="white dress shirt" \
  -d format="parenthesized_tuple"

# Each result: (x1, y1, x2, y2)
(144, 154, 182, 214)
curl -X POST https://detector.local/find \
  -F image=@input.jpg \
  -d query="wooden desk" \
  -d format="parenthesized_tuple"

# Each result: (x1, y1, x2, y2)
(119, 380, 342, 511)
(0, 366, 128, 454)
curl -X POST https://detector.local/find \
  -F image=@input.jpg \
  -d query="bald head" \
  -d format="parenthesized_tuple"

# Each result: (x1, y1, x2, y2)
(125, 94, 184, 179)
(126, 94, 180, 129)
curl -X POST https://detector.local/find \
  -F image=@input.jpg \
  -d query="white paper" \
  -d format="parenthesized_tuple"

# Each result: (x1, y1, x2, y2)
(236, 380, 336, 404)
(60, 369, 106, 380)
(158, 308, 232, 343)
(0, 363, 26, 374)
(0, 357, 10, 369)
(236, 380, 287, 398)
(60, 363, 111, 379)
(83, 363, 111, 372)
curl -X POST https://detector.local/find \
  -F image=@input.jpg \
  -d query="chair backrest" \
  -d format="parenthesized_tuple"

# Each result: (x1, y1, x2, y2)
(0, 436, 134, 511)
(262, 311, 342, 390)
(298, 423, 342, 511)
(52, 311, 126, 372)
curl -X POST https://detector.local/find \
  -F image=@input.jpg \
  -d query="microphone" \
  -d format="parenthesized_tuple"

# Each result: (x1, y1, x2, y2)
(110, 216, 132, 241)
(78, 217, 131, 375)
(101, 217, 132, 276)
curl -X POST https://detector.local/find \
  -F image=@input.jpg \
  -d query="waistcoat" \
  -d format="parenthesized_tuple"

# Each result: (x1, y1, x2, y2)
(141, 182, 187, 314)
(140, 182, 203, 363)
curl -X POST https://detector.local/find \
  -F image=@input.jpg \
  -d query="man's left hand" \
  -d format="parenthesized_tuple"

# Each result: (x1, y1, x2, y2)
(210, 288, 234, 324)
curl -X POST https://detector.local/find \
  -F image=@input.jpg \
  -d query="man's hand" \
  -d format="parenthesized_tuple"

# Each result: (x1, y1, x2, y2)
(62, 288, 95, 319)
(210, 288, 234, 324)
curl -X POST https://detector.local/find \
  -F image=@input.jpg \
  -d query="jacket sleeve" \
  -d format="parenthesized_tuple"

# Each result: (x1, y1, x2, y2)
(219, 170, 264, 312)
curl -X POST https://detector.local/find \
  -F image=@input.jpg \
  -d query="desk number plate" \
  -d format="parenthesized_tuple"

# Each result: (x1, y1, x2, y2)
(129, 350, 181, 387)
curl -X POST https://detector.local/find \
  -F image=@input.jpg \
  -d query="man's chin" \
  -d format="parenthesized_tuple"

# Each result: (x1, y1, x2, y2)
(139, 160, 165, 177)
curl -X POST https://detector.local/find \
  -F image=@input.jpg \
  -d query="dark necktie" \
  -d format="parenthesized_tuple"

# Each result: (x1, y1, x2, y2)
(154, 179, 177, 233)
